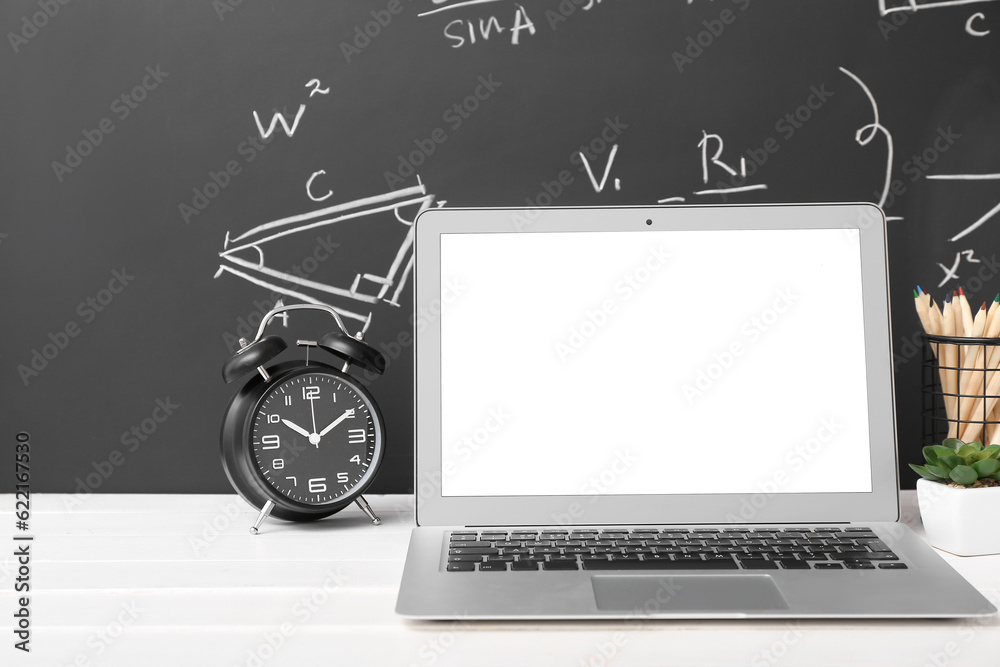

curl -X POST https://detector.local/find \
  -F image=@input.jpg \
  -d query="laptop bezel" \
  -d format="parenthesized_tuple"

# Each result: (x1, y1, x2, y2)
(413, 203, 899, 527)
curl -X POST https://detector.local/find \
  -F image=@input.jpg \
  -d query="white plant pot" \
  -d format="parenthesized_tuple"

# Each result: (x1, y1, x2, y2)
(917, 478, 1000, 556)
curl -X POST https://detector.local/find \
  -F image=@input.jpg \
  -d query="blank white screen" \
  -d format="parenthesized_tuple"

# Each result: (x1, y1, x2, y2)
(439, 229, 873, 496)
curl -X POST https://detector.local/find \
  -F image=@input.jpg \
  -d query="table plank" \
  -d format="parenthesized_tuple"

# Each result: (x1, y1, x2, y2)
(0, 491, 998, 667)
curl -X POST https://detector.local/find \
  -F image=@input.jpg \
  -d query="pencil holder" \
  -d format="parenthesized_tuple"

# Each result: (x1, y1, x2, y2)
(921, 333, 1000, 446)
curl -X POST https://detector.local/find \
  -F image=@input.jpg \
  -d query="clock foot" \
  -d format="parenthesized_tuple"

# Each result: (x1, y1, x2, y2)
(250, 500, 275, 535)
(355, 495, 381, 525)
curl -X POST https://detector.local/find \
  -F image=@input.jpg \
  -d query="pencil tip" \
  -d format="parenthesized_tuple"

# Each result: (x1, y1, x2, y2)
(913, 288, 919, 298)
(917, 285, 924, 294)
(945, 293, 953, 303)
(959, 286, 966, 296)
(981, 302, 988, 310)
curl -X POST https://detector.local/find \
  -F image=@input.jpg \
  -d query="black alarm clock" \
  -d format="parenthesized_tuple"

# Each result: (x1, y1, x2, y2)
(220, 303, 386, 534)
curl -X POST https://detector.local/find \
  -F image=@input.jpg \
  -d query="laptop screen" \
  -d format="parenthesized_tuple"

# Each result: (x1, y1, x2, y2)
(439, 228, 873, 498)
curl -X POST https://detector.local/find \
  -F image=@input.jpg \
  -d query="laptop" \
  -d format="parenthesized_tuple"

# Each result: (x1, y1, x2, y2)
(395, 203, 996, 619)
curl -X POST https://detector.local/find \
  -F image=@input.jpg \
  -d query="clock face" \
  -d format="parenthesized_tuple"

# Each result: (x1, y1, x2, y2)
(248, 370, 381, 505)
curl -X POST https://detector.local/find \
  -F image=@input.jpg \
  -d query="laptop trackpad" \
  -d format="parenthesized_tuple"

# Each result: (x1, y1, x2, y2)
(592, 575, 789, 613)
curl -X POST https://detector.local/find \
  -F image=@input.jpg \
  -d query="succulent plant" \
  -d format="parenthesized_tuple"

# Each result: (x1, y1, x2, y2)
(911, 439, 1000, 486)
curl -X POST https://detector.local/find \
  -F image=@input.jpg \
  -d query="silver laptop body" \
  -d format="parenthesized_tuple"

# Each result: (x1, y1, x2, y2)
(396, 203, 996, 620)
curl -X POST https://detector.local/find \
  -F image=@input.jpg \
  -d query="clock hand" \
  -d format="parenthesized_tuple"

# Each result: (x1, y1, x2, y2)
(280, 419, 311, 438)
(319, 409, 355, 437)
(309, 396, 319, 436)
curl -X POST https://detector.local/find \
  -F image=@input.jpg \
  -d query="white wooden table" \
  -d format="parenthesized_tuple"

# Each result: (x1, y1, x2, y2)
(1, 491, 998, 666)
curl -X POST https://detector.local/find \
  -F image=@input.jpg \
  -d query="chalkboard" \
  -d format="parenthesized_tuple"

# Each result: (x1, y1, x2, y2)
(5, 0, 1000, 495)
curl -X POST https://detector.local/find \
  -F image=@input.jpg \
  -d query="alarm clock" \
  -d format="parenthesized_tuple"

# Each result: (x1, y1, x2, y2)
(220, 303, 387, 534)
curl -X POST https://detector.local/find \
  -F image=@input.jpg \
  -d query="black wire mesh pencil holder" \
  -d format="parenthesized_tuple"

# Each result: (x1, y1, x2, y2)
(922, 333, 1000, 446)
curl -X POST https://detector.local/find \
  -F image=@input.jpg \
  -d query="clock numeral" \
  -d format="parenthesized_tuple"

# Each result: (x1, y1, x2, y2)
(285, 395, 292, 406)
(261, 435, 281, 450)
(267, 413, 280, 424)
(350, 455, 361, 464)
(336, 472, 349, 484)
(285, 476, 297, 487)
(272, 459, 284, 470)
(348, 429, 367, 445)
(303, 386, 320, 400)
(308, 477, 327, 493)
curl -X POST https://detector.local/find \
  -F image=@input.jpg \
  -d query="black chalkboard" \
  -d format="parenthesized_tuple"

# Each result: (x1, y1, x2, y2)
(5, 0, 1000, 495)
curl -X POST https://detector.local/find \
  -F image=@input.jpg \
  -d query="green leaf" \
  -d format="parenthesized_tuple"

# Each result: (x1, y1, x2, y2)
(970, 449, 994, 462)
(925, 464, 950, 478)
(991, 473, 1000, 481)
(941, 438, 964, 451)
(938, 455, 964, 471)
(922, 446, 941, 464)
(950, 465, 978, 485)
(910, 464, 944, 481)
(968, 441, 984, 450)
(972, 459, 1000, 476)
(985, 445, 1000, 460)
(958, 444, 981, 460)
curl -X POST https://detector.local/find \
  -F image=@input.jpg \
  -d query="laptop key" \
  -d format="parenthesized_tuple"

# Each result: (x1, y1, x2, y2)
(449, 547, 499, 556)
(448, 555, 483, 562)
(860, 552, 899, 560)
(814, 562, 844, 569)
(858, 539, 891, 551)
(878, 563, 908, 570)
(844, 561, 876, 569)
(511, 560, 539, 571)
(543, 559, 579, 571)
(447, 563, 476, 572)
(479, 562, 508, 572)
(740, 560, 779, 570)
(583, 558, 738, 571)
(775, 559, 811, 570)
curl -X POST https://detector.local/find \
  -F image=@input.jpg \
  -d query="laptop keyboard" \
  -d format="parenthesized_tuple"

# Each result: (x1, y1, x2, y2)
(445, 527, 905, 572)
